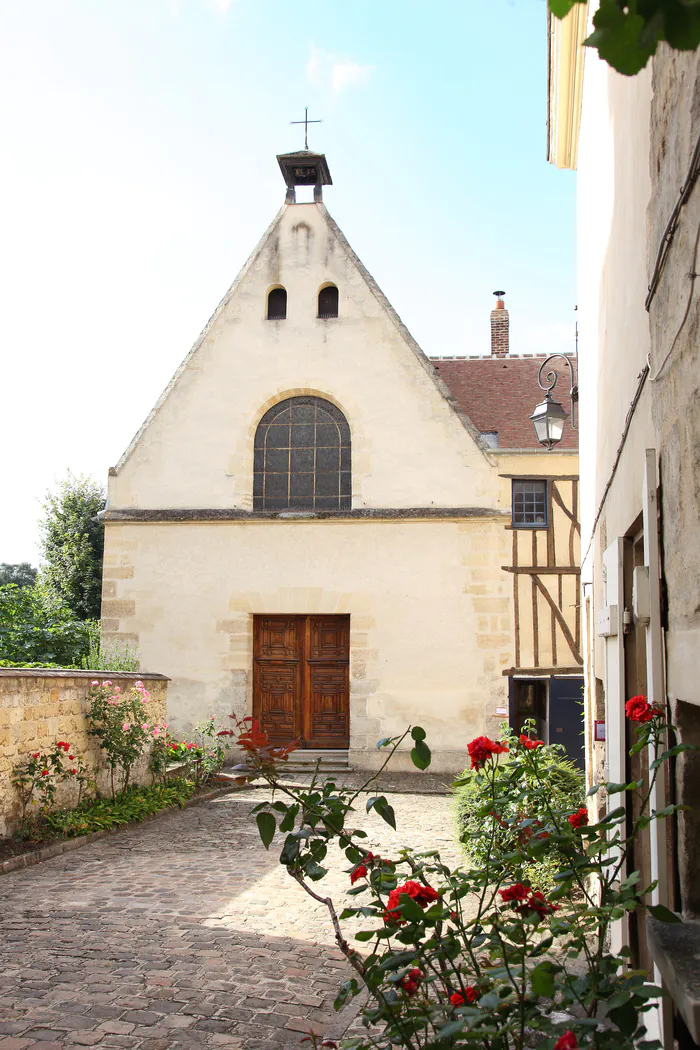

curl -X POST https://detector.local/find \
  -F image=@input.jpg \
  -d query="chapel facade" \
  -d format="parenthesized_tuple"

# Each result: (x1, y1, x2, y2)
(100, 151, 581, 772)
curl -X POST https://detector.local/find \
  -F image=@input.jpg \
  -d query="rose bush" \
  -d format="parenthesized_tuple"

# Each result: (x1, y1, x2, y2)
(86, 679, 166, 797)
(150, 717, 234, 787)
(454, 722, 585, 891)
(231, 705, 692, 1050)
(11, 739, 93, 830)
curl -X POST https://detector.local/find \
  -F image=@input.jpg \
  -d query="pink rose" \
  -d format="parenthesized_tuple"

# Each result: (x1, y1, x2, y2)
(91, 680, 99, 686)
(122, 722, 131, 731)
(152, 728, 160, 737)
(142, 722, 150, 730)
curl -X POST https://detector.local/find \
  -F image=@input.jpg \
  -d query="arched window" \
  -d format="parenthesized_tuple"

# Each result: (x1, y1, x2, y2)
(267, 287, 287, 320)
(254, 397, 351, 511)
(317, 284, 339, 319)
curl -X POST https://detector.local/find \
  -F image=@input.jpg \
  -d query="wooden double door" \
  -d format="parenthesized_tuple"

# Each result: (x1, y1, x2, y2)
(253, 615, 350, 749)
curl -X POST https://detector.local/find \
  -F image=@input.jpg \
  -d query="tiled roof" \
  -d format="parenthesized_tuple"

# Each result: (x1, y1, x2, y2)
(431, 356, 579, 451)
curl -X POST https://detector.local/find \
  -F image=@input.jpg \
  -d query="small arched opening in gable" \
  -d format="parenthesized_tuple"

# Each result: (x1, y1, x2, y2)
(267, 286, 287, 320)
(253, 396, 351, 511)
(317, 284, 339, 319)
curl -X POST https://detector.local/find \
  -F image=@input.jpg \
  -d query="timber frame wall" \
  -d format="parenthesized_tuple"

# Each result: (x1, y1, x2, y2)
(501, 475, 582, 676)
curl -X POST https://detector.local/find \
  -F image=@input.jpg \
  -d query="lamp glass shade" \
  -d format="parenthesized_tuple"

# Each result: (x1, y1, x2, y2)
(530, 396, 568, 450)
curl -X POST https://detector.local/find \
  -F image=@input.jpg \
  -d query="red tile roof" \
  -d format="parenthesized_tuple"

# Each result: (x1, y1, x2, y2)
(431, 356, 579, 451)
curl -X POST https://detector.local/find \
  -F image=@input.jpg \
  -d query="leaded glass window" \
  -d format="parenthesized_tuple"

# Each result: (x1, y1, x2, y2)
(512, 479, 548, 528)
(253, 397, 351, 511)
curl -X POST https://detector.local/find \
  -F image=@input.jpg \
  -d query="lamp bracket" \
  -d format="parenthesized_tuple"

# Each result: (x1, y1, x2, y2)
(537, 354, 578, 428)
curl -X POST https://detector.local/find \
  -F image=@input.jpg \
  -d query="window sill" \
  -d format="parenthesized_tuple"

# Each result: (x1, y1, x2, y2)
(647, 915, 700, 1041)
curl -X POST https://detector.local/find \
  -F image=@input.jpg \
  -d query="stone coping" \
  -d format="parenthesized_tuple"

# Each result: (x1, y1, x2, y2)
(0, 669, 170, 680)
(647, 915, 700, 1041)
(102, 506, 510, 523)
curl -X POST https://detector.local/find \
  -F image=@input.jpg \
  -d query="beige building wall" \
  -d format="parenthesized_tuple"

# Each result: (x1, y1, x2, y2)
(103, 517, 514, 773)
(109, 202, 497, 513)
(104, 197, 581, 771)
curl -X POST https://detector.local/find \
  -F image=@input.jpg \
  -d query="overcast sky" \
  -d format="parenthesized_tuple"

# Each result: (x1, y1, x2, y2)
(0, 0, 575, 564)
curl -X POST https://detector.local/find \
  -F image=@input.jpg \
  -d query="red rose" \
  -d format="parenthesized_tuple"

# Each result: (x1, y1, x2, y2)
(71, 769, 78, 775)
(519, 734, 544, 750)
(554, 1031, 578, 1050)
(568, 807, 589, 829)
(41, 770, 49, 777)
(384, 880, 439, 923)
(523, 890, 558, 917)
(467, 736, 509, 770)
(350, 863, 368, 885)
(68, 755, 74, 760)
(32, 753, 40, 760)
(450, 987, 478, 1006)
(499, 883, 529, 903)
(625, 695, 657, 723)
(400, 968, 423, 995)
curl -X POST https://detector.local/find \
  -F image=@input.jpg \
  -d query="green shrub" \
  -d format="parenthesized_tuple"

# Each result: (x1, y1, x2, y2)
(0, 583, 93, 667)
(454, 722, 584, 890)
(41, 780, 196, 838)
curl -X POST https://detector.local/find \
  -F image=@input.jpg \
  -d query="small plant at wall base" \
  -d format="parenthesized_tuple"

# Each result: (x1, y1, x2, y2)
(86, 679, 166, 798)
(81, 622, 141, 673)
(11, 741, 93, 831)
(42, 780, 196, 839)
(151, 718, 234, 787)
(233, 702, 692, 1050)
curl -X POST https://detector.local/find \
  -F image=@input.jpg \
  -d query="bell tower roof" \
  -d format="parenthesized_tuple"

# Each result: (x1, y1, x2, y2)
(276, 150, 333, 203)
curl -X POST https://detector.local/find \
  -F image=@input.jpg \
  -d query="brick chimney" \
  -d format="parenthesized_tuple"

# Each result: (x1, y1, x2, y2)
(490, 290, 509, 357)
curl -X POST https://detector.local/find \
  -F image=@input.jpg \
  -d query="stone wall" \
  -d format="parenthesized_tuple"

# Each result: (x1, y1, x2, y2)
(0, 670, 168, 838)
(647, 44, 700, 916)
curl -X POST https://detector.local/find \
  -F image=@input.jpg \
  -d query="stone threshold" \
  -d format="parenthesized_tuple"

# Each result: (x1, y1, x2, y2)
(0, 783, 238, 878)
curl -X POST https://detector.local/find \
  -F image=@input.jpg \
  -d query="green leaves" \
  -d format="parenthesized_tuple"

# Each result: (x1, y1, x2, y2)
(367, 795, 396, 829)
(530, 960, 559, 997)
(647, 903, 682, 923)
(549, 0, 584, 16)
(410, 726, 432, 770)
(256, 811, 276, 849)
(550, 0, 700, 76)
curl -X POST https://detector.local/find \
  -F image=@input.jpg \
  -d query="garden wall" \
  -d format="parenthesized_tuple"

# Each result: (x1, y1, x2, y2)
(0, 670, 169, 837)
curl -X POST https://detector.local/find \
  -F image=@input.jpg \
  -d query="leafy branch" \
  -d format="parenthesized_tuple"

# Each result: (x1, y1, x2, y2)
(550, 0, 700, 76)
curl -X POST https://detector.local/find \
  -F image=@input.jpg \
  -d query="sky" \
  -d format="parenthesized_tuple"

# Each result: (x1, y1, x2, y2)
(0, 0, 576, 565)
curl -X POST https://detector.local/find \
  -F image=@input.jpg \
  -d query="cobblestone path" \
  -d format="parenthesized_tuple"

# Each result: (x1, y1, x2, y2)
(0, 783, 461, 1050)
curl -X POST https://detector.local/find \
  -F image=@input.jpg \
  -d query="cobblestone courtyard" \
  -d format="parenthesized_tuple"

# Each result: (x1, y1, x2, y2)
(0, 781, 460, 1050)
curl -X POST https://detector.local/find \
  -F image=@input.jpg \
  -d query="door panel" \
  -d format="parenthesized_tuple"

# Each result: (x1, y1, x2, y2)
(309, 616, 350, 661)
(257, 616, 299, 660)
(308, 665, 350, 747)
(253, 614, 349, 748)
(254, 661, 300, 744)
(548, 676, 585, 770)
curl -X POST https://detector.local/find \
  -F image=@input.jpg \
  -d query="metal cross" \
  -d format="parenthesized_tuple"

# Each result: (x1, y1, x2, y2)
(290, 107, 322, 151)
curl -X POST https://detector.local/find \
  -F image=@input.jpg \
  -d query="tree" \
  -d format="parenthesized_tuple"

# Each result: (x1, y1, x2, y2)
(0, 563, 37, 588)
(0, 584, 90, 667)
(39, 474, 106, 621)
(551, 0, 700, 76)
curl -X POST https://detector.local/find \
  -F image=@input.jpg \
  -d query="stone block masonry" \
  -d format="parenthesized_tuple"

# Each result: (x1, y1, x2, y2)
(0, 670, 168, 837)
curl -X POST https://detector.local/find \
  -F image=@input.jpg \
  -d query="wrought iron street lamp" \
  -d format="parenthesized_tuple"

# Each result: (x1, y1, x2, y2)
(530, 354, 578, 450)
